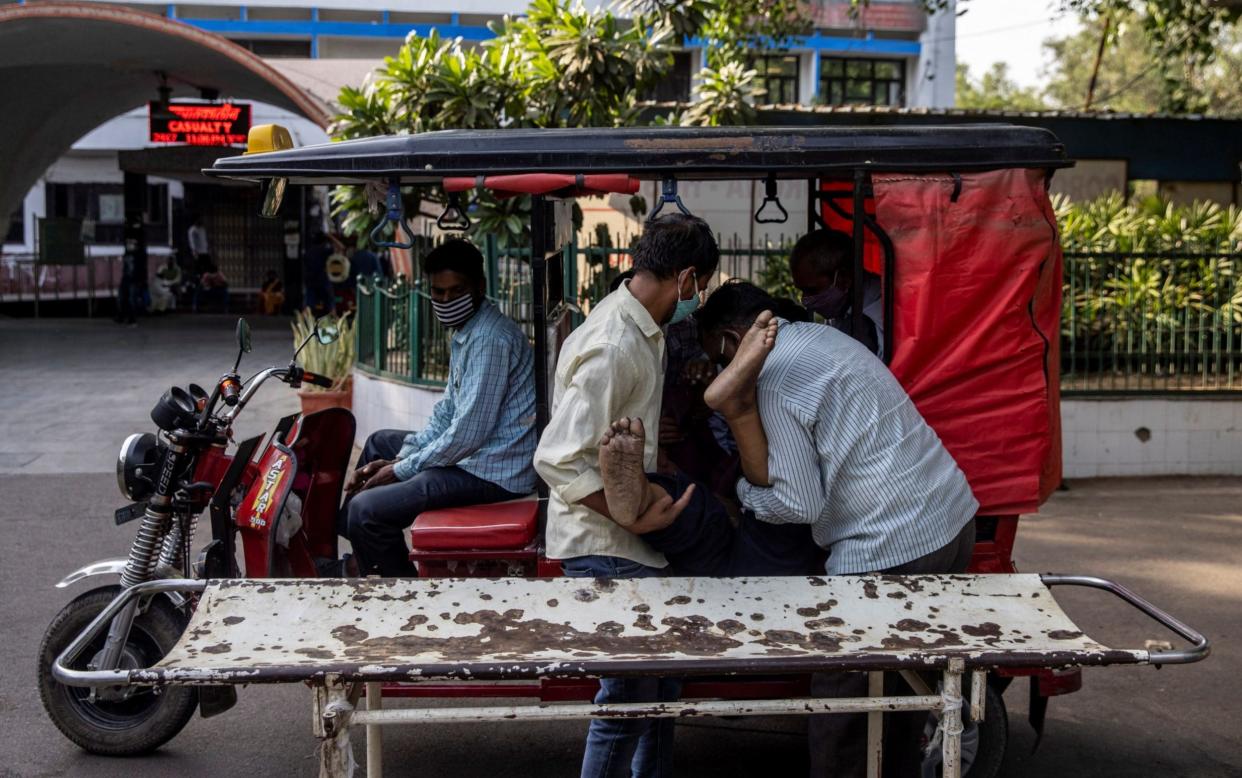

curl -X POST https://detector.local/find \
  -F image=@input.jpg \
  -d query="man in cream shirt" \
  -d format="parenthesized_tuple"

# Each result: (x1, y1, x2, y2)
(534, 213, 719, 778)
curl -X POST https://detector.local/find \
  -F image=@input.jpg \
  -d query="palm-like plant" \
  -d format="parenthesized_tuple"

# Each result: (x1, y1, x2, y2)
(683, 59, 758, 126)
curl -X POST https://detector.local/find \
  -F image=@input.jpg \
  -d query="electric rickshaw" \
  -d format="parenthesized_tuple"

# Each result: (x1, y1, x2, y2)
(225, 124, 1081, 772)
(48, 125, 1210, 778)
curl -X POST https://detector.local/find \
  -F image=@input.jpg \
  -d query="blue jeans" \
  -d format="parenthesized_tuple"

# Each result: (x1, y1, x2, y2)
(562, 555, 681, 778)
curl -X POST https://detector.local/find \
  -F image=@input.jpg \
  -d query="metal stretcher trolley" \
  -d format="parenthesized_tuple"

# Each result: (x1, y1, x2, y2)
(54, 573, 1208, 777)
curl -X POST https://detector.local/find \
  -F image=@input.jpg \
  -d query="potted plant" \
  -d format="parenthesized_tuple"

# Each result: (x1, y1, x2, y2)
(292, 309, 356, 414)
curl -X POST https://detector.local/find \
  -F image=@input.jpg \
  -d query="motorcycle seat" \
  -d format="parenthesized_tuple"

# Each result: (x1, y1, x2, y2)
(409, 497, 539, 551)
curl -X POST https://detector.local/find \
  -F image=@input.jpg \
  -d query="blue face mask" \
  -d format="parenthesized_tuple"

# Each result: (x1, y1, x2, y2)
(669, 273, 700, 326)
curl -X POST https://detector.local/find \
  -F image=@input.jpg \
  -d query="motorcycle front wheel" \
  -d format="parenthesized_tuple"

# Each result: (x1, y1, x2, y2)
(37, 585, 198, 755)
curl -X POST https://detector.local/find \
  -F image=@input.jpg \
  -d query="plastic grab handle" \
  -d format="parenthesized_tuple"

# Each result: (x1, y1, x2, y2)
(301, 371, 334, 389)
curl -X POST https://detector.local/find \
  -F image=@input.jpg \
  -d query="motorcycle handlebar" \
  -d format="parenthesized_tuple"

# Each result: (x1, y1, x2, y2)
(301, 371, 334, 389)
(221, 367, 287, 423)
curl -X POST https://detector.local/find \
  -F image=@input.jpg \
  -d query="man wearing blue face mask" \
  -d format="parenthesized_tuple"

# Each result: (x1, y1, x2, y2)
(535, 213, 719, 778)
(338, 239, 536, 578)
(790, 228, 884, 359)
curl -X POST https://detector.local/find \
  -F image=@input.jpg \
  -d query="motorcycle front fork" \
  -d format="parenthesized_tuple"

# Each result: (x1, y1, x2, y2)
(89, 503, 194, 700)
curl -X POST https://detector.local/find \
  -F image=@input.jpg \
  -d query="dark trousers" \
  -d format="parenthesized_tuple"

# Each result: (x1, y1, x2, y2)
(640, 471, 823, 577)
(116, 274, 137, 324)
(340, 429, 522, 577)
(808, 517, 978, 778)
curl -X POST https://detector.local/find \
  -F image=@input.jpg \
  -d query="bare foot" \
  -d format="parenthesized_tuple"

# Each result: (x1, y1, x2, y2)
(704, 310, 777, 419)
(598, 417, 651, 527)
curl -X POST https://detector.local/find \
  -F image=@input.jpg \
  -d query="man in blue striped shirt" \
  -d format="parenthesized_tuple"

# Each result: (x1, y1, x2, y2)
(604, 280, 977, 777)
(340, 240, 537, 577)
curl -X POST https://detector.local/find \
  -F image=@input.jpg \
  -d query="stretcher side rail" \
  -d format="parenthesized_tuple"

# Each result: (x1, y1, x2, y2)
(1040, 574, 1210, 665)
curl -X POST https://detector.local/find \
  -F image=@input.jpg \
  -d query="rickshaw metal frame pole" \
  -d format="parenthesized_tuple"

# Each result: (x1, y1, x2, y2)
(806, 178, 819, 233)
(530, 195, 550, 437)
(851, 169, 867, 347)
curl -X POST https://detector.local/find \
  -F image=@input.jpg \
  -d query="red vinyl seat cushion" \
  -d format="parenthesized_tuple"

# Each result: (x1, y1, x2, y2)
(409, 499, 538, 550)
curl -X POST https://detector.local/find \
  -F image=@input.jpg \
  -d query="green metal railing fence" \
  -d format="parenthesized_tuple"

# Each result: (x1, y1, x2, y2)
(358, 240, 1242, 395)
(1063, 251, 1242, 394)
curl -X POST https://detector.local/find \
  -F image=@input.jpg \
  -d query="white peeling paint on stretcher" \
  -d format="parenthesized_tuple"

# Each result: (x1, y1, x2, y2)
(134, 574, 1145, 685)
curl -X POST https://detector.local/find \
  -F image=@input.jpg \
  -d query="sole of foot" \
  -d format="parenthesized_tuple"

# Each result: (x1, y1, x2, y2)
(598, 416, 649, 527)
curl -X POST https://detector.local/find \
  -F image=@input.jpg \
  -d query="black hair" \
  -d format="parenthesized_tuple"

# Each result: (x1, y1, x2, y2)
(631, 213, 720, 280)
(608, 268, 636, 293)
(789, 228, 854, 280)
(694, 279, 778, 334)
(424, 239, 485, 287)
(772, 296, 812, 323)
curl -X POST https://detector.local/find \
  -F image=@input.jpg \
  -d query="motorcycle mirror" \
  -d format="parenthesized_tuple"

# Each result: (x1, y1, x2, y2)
(235, 318, 253, 354)
(259, 177, 288, 218)
(233, 318, 252, 373)
(315, 319, 340, 346)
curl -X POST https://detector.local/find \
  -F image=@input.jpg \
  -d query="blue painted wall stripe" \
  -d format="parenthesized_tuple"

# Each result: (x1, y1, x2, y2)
(174, 17, 920, 55)
(181, 18, 496, 41)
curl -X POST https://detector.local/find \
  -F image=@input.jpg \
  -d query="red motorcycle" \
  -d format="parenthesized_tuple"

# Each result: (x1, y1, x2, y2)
(37, 318, 355, 755)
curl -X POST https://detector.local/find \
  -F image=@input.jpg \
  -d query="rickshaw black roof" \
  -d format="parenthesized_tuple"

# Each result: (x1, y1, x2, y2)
(205, 125, 1071, 184)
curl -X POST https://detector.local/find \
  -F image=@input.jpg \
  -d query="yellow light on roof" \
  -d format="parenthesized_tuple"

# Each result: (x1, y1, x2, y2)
(245, 124, 294, 155)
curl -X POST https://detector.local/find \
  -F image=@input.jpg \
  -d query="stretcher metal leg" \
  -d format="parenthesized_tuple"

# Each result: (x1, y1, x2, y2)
(941, 658, 965, 778)
(366, 682, 383, 778)
(969, 669, 987, 723)
(316, 675, 357, 778)
(866, 671, 883, 778)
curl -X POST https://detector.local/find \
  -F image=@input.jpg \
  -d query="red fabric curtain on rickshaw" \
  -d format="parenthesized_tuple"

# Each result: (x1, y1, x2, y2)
(871, 168, 1063, 516)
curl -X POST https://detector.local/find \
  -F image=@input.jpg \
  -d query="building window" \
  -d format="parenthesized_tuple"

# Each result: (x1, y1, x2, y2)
(230, 38, 313, 58)
(642, 51, 693, 103)
(752, 53, 801, 105)
(819, 57, 905, 107)
(5, 208, 22, 244)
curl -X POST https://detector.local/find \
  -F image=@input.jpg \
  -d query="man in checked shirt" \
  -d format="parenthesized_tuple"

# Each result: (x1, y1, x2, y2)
(339, 239, 537, 578)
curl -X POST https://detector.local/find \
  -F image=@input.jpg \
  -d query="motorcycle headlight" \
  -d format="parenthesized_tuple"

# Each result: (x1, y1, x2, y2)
(117, 433, 161, 501)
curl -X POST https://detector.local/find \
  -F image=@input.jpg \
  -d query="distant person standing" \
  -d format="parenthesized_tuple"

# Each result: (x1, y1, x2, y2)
(115, 250, 138, 326)
(303, 230, 335, 314)
(187, 215, 209, 268)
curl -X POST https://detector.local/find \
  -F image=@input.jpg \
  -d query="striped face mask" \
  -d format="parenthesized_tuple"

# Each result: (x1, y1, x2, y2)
(431, 293, 478, 329)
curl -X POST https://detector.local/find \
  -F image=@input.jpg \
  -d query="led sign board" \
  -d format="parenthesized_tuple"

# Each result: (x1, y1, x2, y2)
(149, 101, 251, 147)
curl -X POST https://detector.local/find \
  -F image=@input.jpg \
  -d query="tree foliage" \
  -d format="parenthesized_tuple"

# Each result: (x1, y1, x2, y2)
(1041, 13, 1242, 114)
(1057, 0, 1239, 112)
(957, 5, 1242, 115)
(955, 63, 1046, 111)
(330, 0, 817, 247)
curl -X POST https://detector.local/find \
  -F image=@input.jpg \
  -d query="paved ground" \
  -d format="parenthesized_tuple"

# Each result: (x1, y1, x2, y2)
(1, 315, 1240, 777)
